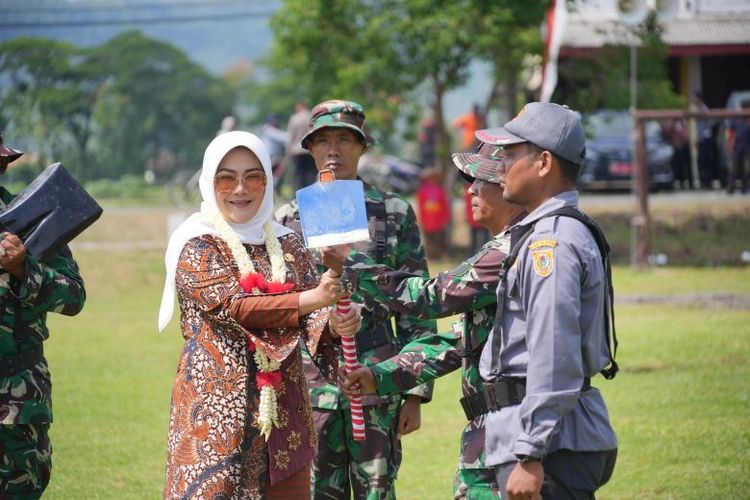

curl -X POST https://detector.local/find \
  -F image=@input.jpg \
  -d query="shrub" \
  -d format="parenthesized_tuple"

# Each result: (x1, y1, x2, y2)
(85, 174, 149, 199)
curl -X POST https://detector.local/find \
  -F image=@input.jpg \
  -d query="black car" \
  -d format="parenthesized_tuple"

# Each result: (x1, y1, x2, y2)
(579, 110, 674, 191)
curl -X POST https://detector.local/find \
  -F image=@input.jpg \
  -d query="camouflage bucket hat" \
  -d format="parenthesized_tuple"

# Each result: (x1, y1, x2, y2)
(301, 99, 376, 150)
(452, 142, 505, 184)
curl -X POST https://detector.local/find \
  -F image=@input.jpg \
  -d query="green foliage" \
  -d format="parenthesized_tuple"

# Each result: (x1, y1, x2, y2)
(2, 161, 45, 186)
(0, 32, 234, 182)
(86, 31, 234, 180)
(471, 1, 546, 115)
(586, 204, 750, 266)
(257, 0, 548, 155)
(258, 0, 415, 141)
(0, 37, 100, 179)
(84, 174, 149, 200)
(555, 13, 683, 112)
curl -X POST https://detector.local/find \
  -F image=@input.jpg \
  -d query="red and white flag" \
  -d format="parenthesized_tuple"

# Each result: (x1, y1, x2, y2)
(540, 0, 568, 103)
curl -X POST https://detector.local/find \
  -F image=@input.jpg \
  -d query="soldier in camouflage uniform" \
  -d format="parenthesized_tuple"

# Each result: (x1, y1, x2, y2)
(325, 142, 525, 499)
(275, 100, 436, 499)
(0, 137, 86, 498)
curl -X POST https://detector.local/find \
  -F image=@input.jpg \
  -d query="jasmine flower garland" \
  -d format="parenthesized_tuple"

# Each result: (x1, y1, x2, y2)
(203, 204, 291, 440)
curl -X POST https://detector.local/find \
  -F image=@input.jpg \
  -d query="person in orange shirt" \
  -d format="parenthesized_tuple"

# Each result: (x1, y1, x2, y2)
(452, 103, 485, 152)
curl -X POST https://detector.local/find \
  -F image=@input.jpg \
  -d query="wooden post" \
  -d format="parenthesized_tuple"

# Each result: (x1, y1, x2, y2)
(629, 107, 750, 269)
(632, 117, 650, 269)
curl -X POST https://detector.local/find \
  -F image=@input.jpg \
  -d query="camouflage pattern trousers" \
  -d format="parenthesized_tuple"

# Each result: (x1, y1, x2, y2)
(311, 400, 401, 500)
(453, 467, 501, 500)
(0, 424, 51, 499)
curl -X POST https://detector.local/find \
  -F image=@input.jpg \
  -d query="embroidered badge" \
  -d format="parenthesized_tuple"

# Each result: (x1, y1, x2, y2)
(287, 431, 302, 451)
(532, 249, 554, 277)
(274, 449, 290, 470)
(529, 239, 557, 250)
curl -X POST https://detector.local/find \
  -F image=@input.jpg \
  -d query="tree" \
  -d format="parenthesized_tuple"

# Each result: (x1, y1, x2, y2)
(0, 37, 102, 179)
(87, 31, 234, 180)
(0, 32, 236, 182)
(383, 0, 477, 167)
(257, 0, 411, 144)
(554, 12, 683, 113)
(259, 0, 548, 169)
(474, 21, 544, 119)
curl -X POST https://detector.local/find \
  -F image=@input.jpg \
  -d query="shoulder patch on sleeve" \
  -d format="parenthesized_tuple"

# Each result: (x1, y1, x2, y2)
(532, 248, 554, 277)
(529, 239, 557, 250)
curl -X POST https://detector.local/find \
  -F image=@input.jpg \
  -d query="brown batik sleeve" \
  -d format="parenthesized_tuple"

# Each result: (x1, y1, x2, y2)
(229, 293, 301, 329)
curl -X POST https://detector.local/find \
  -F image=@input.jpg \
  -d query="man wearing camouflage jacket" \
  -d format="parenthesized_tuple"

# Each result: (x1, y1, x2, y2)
(324, 142, 525, 499)
(0, 137, 86, 498)
(275, 100, 436, 499)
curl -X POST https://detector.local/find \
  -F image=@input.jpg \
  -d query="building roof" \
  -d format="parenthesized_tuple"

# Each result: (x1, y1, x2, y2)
(562, 14, 750, 56)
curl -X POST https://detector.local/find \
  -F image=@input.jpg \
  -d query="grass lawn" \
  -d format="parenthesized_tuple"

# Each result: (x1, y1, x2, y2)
(40, 206, 750, 498)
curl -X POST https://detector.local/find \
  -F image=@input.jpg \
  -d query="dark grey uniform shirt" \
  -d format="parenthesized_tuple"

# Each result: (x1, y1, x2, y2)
(480, 190, 618, 466)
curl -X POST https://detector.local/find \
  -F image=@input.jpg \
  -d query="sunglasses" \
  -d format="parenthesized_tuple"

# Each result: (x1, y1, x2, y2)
(214, 171, 267, 192)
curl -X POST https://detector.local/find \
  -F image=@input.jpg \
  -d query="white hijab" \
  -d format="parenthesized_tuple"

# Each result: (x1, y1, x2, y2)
(157, 131, 293, 331)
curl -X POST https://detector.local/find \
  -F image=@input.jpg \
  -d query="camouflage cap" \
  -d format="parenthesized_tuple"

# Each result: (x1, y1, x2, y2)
(452, 142, 505, 184)
(301, 99, 376, 150)
(0, 134, 23, 173)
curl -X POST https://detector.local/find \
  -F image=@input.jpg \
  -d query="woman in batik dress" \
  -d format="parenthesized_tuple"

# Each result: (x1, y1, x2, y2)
(158, 131, 359, 499)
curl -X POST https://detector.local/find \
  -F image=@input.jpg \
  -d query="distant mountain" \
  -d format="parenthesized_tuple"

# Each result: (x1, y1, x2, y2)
(0, 0, 280, 74)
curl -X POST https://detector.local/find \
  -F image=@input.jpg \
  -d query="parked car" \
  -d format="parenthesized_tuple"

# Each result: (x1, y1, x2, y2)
(579, 110, 674, 191)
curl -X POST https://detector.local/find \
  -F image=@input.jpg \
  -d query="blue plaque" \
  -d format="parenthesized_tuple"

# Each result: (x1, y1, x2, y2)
(295, 179, 370, 248)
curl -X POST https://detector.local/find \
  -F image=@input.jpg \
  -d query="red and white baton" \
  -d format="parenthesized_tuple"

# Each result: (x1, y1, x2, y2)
(336, 297, 366, 441)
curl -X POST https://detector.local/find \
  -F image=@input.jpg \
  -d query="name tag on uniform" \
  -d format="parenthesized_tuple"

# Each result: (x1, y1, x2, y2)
(529, 239, 557, 250)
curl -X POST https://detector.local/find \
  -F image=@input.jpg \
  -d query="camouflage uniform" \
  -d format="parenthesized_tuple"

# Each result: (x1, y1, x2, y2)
(276, 180, 436, 500)
(342, 234, 511, 500)
(0, 187, 86, 498)
(336, 140, 523, 499)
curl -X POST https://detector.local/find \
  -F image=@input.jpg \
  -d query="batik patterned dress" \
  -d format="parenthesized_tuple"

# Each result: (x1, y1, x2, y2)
(164, 231, 337, 500)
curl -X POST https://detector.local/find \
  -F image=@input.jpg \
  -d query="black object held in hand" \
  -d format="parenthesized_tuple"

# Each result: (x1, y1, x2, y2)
(0, 163, 103, 261)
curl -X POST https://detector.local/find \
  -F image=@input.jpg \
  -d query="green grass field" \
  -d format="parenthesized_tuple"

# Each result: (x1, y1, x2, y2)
(40, 206, 750, 499)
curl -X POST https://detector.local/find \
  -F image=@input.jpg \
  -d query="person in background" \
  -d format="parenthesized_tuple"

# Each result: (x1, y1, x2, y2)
(324, 140, 526, 499)
(415, 167, 450, 260)
(418, 115, 437, 169)
(665, 118, 692, 189)
(276, 100, 436, 499)
(260, 113, 289, 186)
(159, 131, 360, 499)
(692, 92, 718, 189)
(217, 115, 237, 136)
(0, 135, 86, 499)
(726, 100, 750, 194)
(286, 100, 318, 190)
(452, 103, 485, 152)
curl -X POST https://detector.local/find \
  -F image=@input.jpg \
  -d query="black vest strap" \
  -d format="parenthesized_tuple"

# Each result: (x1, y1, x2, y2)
(488, 222, 534, 375)
(494, 207, 619, 380)
(366, 199, 387, 262)
(546, 207, 619, 379)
